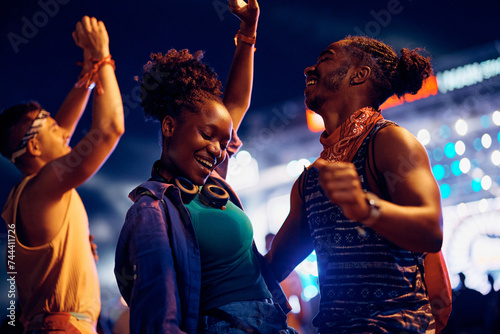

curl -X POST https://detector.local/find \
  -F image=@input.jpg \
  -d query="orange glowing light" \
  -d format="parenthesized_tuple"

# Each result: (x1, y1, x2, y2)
(306, 108, 325, 132)
(380, 75, 438, 110)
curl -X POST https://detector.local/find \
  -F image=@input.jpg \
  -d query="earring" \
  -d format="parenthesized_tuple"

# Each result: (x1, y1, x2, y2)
(350, 78, 355, 86)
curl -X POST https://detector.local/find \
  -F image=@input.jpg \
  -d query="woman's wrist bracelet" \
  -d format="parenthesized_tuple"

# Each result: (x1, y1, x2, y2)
(234, 30, 256, 46)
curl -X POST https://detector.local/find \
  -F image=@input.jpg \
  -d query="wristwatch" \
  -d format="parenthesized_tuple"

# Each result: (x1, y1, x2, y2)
(359, 191, 381, 226)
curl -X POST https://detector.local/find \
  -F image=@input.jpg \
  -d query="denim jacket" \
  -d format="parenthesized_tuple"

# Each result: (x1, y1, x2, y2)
(115, 174, 290, 334)
(115, 179, 201, 334)
(114, 129, 242, 334)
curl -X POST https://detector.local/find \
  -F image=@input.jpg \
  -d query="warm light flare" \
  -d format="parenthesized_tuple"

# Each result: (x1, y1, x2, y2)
(380, 75, 438, 110)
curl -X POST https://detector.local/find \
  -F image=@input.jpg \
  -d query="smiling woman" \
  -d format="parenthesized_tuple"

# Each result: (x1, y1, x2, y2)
(114, 47, 293, 334)
(113, 1, 297, 333)
(161, 100, 232, 185)
(139, 49, 233, 186)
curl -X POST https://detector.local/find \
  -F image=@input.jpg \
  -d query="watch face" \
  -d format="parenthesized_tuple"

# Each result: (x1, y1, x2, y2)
(366, 192, 381, 209)
(362, 192, 381, 226)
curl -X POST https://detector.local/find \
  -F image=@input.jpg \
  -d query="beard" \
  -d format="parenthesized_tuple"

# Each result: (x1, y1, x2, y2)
(305, 93, 325, 112)
(305, 67, 348, 112)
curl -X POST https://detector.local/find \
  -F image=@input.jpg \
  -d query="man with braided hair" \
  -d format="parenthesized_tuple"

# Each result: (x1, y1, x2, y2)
(266, 36, 443, 333)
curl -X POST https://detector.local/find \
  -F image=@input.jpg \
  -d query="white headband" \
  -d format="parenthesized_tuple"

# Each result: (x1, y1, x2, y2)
(10, 110, 50, 163)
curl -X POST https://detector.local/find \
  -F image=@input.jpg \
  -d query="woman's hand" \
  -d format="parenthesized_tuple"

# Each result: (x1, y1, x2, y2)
(72, 16, 110, 59)
(229, 0, 259, 37)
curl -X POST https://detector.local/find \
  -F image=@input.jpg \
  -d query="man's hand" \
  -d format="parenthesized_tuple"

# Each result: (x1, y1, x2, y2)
(229, 0, 259, 36)
(314, 158, 370, 222)
(72, 16, 110, 59)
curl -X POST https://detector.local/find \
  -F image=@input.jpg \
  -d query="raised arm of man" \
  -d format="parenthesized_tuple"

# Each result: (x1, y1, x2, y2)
(18, 16, 124, 247)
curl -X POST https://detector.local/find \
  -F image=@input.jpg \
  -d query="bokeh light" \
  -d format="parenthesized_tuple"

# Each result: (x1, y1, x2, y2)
(455, 140, 466, 155)
(481, 134, 492, 149)
(473, 138, 483, 151)
(471, 178, 482, 192)
(444, 142, 456, 158)
(440, 183, 451, 199)
(481, 175, 492, 190)
(417, 129, 431, 145)
(451, 160, 462, 176)
(439, 125, 451, 139)
(433, 148, 444, 161)
(455, 119, 468, 136)
(478, 198, 489, 212)
(456, 202, 468, 217)
(492, 150, 500, 165)
(492, 110, 500, 125)
(432, 164, 445, 180)
(303, 285, 319, 301)
(480, 115, 491, 128)
(459, 158, 471, 173)
(286, 159, 311, 177)
(236, 150, 252, 166)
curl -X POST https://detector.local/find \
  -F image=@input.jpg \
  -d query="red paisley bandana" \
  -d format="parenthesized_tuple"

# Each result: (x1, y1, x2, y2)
(320, 106, 383, 162)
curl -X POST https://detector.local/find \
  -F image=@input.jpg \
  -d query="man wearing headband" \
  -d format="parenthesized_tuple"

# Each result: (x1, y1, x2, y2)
(0, 16, 124, 334)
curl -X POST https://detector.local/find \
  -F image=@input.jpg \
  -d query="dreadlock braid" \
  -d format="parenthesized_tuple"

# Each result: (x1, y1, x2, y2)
(343, 36, 432, 104)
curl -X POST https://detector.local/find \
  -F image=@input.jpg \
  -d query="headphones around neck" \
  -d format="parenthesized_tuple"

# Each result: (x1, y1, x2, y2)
(150, 162, 229, 210)
(174, 177, 229, 210)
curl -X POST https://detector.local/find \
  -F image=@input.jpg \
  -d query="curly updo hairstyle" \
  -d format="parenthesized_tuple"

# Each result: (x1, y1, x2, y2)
(342, 36, 433, 105)
(138, 49, 223, 122)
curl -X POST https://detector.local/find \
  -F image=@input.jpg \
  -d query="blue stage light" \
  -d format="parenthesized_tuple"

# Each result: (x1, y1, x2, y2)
(432, 164, 445, 180)
(440, 183, 451, 199)
(480, 115, 491, 128)
(433, 148, 444, 161)
(471, 178, 482, 192)
(473, 138, 483, 151)
(451, 160, 462, 176)
(439, 125, 451, 139)
(444, 142, 456, 158)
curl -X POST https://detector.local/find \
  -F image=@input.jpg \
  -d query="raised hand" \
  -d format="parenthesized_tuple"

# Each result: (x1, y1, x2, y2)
(72, 16, 110, 59)
(229, 0, 259, 36)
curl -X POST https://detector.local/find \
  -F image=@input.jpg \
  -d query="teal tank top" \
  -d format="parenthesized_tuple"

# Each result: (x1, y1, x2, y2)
(185, 191, 271, 312)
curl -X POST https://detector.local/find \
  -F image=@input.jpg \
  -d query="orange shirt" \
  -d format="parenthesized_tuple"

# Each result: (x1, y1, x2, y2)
(2, 176, 100, 332)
